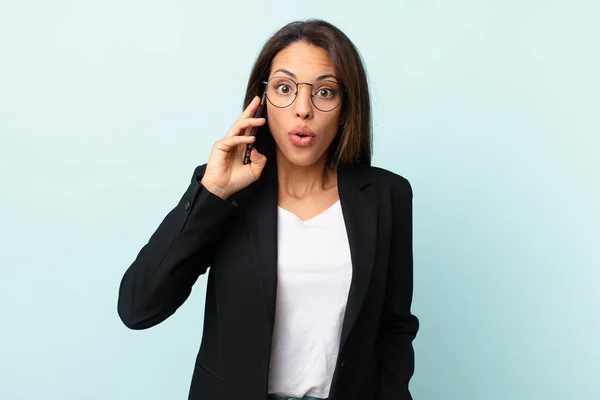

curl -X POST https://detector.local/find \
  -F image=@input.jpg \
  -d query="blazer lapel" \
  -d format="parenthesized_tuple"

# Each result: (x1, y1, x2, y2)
(244, 158, 279, 331)
(244, 159, 378, 351)
(337, 164, 378, 351)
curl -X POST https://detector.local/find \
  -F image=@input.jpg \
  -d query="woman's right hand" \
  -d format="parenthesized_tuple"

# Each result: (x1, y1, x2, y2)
(200, 96, 268, 200)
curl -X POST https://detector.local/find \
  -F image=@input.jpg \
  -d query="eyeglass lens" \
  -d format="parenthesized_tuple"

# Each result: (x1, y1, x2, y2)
(265, 77, 342, 112)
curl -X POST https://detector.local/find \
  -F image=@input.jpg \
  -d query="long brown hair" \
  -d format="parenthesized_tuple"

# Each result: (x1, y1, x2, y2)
(243, 19, 372, 169)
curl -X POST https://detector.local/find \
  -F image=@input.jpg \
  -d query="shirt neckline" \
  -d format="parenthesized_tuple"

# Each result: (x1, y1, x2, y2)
(277, 199, 340, 224)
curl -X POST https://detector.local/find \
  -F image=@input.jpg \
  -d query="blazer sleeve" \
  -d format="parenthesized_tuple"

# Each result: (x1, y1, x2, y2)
(117, 164, 238, 330)
(376, 177, 419, 399)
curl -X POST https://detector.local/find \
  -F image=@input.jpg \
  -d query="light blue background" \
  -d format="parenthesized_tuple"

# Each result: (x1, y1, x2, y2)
(1, 1, 598, 399)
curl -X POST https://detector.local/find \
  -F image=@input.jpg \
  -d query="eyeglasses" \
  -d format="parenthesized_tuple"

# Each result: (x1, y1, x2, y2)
(262, 76, 344, 112)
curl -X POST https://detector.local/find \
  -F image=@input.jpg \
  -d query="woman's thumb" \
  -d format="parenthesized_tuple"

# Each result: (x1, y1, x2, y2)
(250, 147, 267, 168)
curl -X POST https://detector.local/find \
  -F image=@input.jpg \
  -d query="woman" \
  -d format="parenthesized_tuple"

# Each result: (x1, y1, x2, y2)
(118, 19, 419, 400)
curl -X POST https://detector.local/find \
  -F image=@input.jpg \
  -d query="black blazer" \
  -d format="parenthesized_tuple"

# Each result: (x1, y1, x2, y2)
(117, 158, 419, 400)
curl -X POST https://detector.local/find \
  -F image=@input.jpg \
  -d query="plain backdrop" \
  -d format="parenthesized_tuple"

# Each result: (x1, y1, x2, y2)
(1, 1, 598, 399)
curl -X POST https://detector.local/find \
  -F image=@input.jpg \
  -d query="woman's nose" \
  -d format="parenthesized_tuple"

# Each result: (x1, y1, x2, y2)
(293, 84, 313, 119)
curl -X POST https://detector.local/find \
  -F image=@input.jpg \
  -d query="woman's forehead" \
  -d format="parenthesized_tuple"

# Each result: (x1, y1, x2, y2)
(270, 42, 336, 79)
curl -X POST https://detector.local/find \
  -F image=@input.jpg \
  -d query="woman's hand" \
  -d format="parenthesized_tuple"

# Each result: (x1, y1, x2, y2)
(200, 96, 268, 199)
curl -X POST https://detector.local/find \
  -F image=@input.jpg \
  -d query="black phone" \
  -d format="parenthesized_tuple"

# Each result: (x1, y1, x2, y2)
(242, 90, 268, 165)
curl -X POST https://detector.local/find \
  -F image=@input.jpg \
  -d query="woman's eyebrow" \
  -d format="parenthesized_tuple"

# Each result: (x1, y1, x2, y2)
(273, 68, 338, 81)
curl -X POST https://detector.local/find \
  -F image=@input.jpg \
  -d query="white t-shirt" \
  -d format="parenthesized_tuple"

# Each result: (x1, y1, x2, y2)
(267, 199, 353, 399)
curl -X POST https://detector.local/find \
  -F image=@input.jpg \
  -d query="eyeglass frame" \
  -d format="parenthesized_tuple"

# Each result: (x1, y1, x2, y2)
(261, 76, 346, 112)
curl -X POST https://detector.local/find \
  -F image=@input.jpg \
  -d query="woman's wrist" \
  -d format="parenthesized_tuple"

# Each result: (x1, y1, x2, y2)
(200, 179, 230, 200)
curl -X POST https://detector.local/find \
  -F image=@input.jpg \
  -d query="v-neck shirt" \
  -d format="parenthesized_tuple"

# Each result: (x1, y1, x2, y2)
(267, 199, 353, 399)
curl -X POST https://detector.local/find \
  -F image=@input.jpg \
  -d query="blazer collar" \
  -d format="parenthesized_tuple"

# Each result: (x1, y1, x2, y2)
(242, 157, 378, 352)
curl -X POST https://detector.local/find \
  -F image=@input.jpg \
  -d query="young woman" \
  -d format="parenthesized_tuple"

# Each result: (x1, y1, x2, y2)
(118, 19, 419, 400)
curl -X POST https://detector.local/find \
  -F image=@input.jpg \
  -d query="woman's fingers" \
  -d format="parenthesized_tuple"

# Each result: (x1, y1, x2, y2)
(239, 96, 261, 120)
(214, 134, 255, 152)
(225, 117, 265, 138)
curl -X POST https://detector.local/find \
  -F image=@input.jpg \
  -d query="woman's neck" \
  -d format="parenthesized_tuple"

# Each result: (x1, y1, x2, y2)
(275, 152, 337, 200)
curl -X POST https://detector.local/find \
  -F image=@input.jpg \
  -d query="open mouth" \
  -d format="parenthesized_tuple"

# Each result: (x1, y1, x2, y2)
(289, 132, 315, 147)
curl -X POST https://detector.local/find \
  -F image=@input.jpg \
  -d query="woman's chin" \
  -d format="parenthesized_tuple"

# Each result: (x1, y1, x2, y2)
(276, 147, 325, 168)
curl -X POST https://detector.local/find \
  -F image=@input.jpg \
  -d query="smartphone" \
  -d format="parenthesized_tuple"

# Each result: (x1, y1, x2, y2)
(243, 90, 267, 165)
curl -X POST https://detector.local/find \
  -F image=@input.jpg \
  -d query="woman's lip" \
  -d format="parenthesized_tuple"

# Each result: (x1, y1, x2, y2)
(289, 133, 315, 147)
(289, 126, 315, 136)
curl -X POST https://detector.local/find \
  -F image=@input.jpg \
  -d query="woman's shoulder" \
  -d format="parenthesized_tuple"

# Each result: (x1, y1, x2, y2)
(346, 163, 412, 198)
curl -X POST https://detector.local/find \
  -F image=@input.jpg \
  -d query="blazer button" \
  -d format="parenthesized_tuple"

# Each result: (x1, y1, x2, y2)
(341, 360, 346, 368)
(184, 200, 191, 210)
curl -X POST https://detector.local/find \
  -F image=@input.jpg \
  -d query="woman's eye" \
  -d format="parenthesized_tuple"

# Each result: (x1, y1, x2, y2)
(317, 88, 334, 98)
(277, 84, 292, 94)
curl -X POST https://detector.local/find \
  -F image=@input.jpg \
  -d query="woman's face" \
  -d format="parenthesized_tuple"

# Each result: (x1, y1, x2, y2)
(265, 41, 343, 168)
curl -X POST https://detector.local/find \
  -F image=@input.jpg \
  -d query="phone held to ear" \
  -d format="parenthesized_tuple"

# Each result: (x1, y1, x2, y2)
(243, 90, 267, 165)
